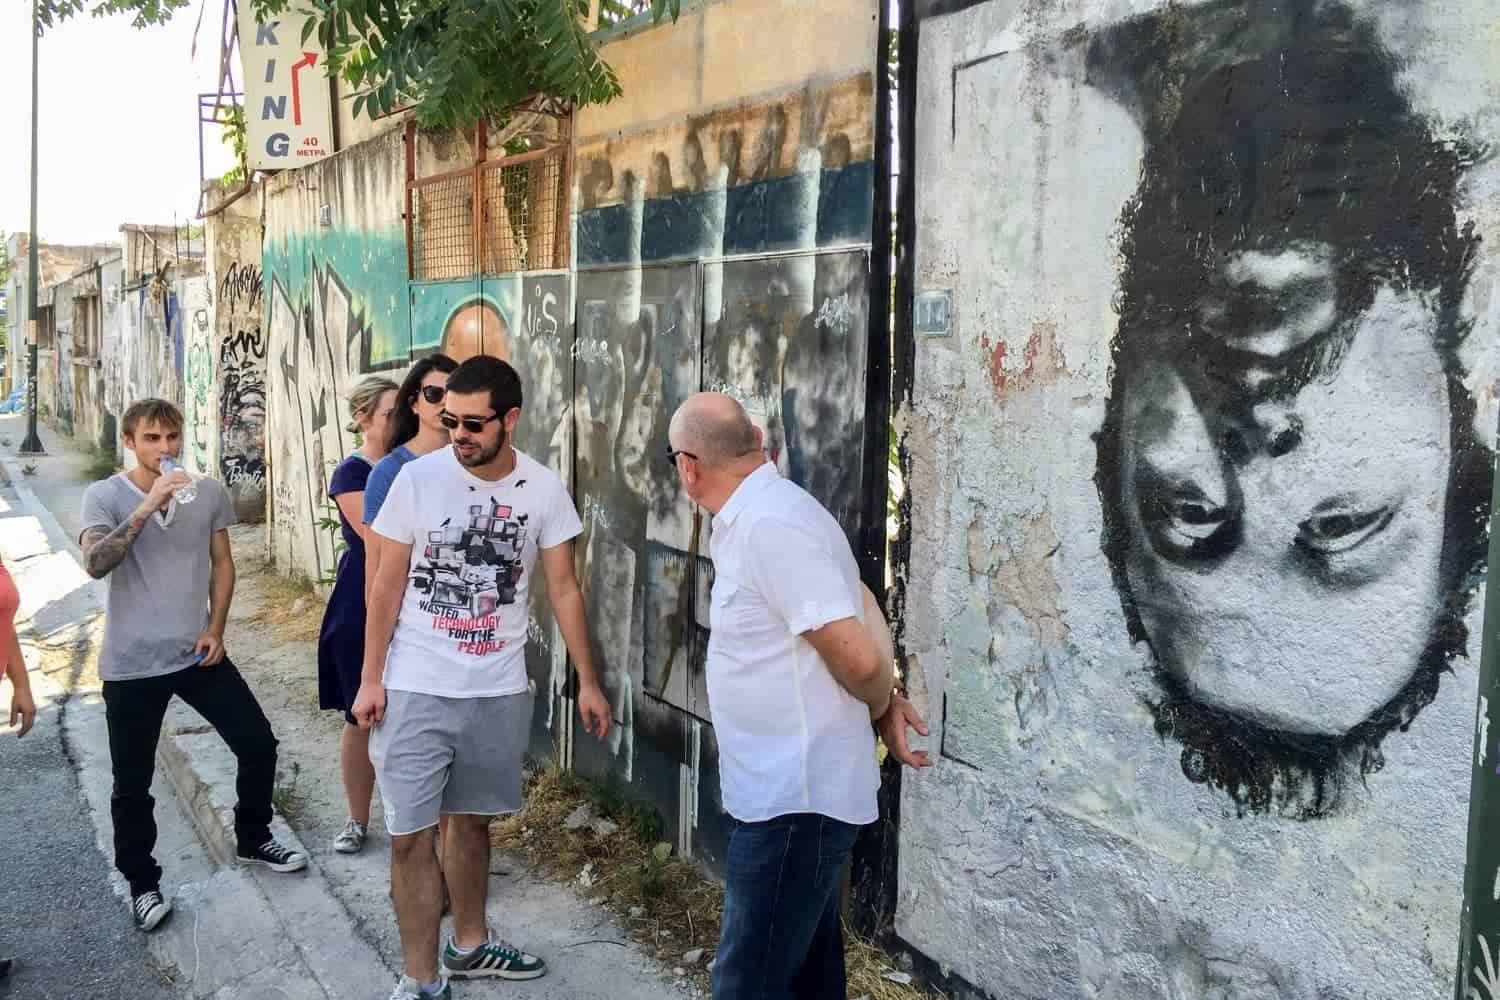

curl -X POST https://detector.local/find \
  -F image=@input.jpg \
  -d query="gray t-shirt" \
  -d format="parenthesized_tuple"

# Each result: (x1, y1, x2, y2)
(80, 473, 237, 682)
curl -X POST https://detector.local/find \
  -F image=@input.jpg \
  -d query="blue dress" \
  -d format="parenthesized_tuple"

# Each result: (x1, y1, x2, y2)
(317, 453, 375, 721)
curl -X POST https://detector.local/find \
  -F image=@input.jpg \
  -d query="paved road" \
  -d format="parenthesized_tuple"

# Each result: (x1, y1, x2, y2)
(0, 694, 177, 999)
(0, 433, 178, 999)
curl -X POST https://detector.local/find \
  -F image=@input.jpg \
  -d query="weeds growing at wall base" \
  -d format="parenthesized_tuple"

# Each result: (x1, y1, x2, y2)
(242, 570, 324, 643)
(491, 766, 941, 999)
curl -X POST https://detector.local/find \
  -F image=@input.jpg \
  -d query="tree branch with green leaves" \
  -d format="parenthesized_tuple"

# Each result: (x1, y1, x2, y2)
(254, 0, 678, 126)
(38, 0, 680, 128)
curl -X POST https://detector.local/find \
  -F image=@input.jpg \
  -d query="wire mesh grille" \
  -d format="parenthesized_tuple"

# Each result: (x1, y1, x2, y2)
(413, 174, 475, 281)
(480, 149, 567, 274)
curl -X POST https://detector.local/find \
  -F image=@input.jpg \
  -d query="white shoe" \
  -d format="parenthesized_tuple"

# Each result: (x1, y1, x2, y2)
(334, 818, 368, 854)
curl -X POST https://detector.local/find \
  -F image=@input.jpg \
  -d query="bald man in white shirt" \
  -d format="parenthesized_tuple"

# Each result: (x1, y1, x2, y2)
(667, 391, 929, 1000)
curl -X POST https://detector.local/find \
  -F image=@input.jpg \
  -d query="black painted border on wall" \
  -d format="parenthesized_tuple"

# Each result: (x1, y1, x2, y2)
(873, 2, 994, 997)
(848, 0, 903, 945)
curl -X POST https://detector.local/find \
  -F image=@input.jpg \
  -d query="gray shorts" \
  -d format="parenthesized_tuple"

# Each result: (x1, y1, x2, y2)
(368, 689, 533, 836)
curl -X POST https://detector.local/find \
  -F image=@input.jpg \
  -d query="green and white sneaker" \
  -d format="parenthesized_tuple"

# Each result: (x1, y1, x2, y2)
(388, 973, 450, 999)
(442, 932, 547, 981)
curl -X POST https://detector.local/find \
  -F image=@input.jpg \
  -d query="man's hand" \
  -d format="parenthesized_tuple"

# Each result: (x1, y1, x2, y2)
(9, 685, 34, 738)
(192, 630, 225, 666)
(876, 692, 931, 769)
(351, 682, 386, 730)
(137, 470, 191, 515)
(577, 681, 612, 740)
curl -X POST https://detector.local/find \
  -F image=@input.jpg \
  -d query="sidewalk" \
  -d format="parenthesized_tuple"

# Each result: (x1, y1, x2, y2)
(0, 415, 698, 999)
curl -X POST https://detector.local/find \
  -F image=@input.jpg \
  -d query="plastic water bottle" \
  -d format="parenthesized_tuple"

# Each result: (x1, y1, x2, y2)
(159, 455, 198, 505)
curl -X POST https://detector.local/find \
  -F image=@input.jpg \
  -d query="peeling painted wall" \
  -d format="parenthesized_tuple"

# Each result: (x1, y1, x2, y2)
(900, 0, 1500, 997)
(209, 186, 269, 521)
(263, 127, 412, 580)
(566, 0, 880, 868)
(256, 0, 883, 872)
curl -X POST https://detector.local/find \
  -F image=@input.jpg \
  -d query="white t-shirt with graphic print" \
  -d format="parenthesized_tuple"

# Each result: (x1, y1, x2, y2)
(371, 446, 582, 698)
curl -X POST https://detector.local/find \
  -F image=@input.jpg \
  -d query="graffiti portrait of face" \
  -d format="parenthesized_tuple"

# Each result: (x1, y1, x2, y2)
(1090, 7, 1490, 816)
(441, 300, 509, 363)
(1117, 253, 1451, 737)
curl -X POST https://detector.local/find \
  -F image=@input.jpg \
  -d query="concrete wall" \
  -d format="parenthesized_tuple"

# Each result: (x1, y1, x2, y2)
(263, 125, 413, 581)
(207, 184, 270, 520)
(898, 1, 1500, 997)
(6, 237, 116, 399)
(40, 257, 121, 448)
(257, 0, 882, 869)
(563, 0, 879, 868)
(176, 276, 212, 468)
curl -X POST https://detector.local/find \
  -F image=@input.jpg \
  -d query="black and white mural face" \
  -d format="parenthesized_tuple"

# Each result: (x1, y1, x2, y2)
(900, 0, 1500, 995)
(1091, 1, 1490, 818)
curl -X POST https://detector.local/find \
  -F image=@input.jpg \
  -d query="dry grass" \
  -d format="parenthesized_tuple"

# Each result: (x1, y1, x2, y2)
(492, 767, 941, 999)
(241, 569, 325, 643)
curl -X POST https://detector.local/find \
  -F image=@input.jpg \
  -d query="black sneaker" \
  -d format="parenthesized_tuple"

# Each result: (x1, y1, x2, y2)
(237, 837, 308, 873)
(131, 889, 173, 932)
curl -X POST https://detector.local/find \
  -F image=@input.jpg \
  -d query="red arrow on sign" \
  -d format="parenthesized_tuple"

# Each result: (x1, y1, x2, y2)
(290, 51, 318, 126)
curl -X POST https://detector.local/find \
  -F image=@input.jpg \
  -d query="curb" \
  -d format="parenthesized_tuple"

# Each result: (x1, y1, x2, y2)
(157, 726, 396, 998)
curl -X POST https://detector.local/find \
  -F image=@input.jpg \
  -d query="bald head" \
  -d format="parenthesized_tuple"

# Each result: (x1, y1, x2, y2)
(671, 392, 761, 468)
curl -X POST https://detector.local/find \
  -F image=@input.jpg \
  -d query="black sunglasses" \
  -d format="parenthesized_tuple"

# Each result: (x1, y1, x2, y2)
(665, 444, 699, 465)
(419, 384, 447, 404)
(440, 411, 501, 433)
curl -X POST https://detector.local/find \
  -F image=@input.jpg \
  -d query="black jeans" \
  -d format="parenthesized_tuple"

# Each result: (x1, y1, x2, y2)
(711, 812, 861, 1000)
(101, 659, 278, 896)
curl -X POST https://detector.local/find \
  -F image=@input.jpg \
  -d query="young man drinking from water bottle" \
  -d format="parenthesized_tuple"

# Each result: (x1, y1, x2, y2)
(80, 398, 306, 933)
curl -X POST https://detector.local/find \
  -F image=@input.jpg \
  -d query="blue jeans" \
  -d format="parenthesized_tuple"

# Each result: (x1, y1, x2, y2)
(712, 813, 862, 1000)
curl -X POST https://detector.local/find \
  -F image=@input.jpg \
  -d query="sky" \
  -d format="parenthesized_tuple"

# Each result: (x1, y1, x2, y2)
(0, 1, 236, 246)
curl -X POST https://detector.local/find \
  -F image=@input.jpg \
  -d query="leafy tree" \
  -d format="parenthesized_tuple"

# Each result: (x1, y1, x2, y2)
(36, 0, 677, 129)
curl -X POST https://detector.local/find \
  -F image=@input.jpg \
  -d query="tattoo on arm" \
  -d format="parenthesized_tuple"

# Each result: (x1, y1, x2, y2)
(82, 519, 144, 579)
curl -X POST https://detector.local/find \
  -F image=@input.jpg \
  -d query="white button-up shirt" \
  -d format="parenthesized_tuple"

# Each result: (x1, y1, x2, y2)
(705, 463, 879, 825)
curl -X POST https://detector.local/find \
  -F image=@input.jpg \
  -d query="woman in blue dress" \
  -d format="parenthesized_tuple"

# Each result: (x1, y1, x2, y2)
(318, 375, 399, 854)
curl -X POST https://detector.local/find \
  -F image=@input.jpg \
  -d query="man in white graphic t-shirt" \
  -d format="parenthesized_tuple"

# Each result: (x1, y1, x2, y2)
(354, 354, 611, 1000)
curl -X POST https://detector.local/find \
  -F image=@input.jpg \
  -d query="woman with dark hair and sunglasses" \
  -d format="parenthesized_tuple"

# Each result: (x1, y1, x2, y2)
(358, 353, 458, 901)
(362, 353, 459, 594)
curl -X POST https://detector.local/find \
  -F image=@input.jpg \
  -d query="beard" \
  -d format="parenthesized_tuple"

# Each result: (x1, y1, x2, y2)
(455, 428, 506, 467)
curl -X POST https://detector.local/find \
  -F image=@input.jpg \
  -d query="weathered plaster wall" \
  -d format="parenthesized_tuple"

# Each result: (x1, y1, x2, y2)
(566, 0, 879, 868)
(899, 1, 1500, 997)
(48, 281, 76, 437)
(177, 276, 213, 474)
(117, 280, 185, 420)
(207, 184, 269, 520)
(263, 127, 409, 580)
(256, 0, 882, 872)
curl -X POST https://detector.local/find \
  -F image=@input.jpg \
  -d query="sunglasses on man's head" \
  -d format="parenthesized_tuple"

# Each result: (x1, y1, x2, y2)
(440, 410, 501, 434)
(419, 385, 447, 404)
(664, 444, 699, 465)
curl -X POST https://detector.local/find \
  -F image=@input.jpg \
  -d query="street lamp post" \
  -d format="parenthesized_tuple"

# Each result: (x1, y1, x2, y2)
(19, 0, 44, 456)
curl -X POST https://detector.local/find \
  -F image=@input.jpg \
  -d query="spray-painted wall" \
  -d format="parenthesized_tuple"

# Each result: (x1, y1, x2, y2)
(209, 185, 270, 521)
(263, 126, 414, 581)
(118, 282, 183, 416)
(898, 1, 1500, 996)
(259, 0, 882, 869)
(565, 0, 880, 867)
(179, 276, 214, 475)
(184, 278, 216, 476)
